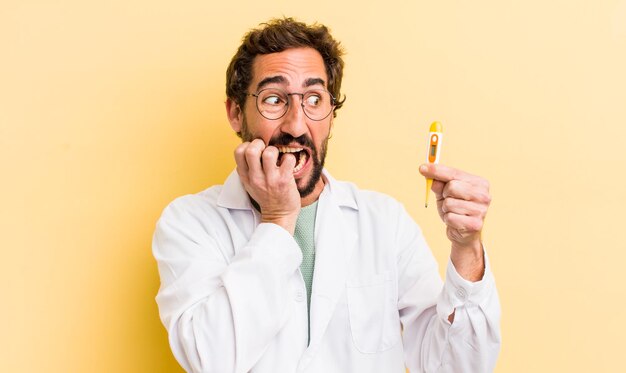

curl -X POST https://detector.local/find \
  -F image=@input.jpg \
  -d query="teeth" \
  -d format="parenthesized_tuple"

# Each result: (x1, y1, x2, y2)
(276, 146, 307, 173)
(292, 151, 307, 173)
(277, 146, 303, 153)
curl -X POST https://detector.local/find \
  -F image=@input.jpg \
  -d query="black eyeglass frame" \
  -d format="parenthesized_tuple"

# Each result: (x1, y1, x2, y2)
(247, 88, 337, 121)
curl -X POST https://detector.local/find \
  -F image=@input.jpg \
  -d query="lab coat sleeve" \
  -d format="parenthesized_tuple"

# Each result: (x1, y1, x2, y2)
(395, 205, 501, 373)
(153, 199, 302, 373)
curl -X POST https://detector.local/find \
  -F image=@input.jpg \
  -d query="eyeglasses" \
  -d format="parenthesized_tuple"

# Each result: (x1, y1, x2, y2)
(248, 88, 336, 121)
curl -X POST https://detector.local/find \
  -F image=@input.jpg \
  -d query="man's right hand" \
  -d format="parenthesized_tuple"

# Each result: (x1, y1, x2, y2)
(234, 139, 301, 235)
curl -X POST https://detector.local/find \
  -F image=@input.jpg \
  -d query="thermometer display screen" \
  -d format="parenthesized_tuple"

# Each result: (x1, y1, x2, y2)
(430, 145, 437, 156)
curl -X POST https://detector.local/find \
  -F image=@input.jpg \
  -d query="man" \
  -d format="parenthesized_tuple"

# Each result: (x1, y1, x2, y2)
(153, 18, 501, 373)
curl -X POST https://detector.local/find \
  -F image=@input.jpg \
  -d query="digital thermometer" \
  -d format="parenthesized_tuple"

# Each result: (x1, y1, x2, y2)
(425, 121, 443, 207)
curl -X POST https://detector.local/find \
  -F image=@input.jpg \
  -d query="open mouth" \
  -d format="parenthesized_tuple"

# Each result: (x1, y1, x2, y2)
(277, 146, 309, 173)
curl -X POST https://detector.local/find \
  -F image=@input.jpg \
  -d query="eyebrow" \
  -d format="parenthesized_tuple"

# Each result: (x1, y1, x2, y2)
(255, 75, 327, 92)
(256, 76, 286, 91)
(303, 77, 326, 88)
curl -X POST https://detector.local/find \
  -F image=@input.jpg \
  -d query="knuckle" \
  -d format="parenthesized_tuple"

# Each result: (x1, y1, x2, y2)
(279, 177, 291, 188)
(249, 173, 264, 186)
(245, 146, 260, 158)
(448, 180, 461, 193)
(262, 148, 276, 161)
(470, 218, 483, 232)
(442, 184, 452, 198)
(234, 143, 247, 157)
(266, 146, 279, 155)
(479, 204, 488, 217)
(445, 213, 458, 226)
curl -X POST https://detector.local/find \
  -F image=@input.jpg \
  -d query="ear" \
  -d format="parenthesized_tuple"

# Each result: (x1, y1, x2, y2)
(225, 98, 243, 133)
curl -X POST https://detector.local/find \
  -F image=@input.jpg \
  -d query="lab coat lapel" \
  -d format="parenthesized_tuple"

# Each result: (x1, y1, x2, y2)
(307, 179, 358, 351)
(217, 170, 261, 257)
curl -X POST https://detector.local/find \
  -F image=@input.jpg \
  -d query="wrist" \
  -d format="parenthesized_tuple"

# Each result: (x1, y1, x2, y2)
(450, 240, 485, 282)
(261, 213, 299, 235)
(450, 239, 483, 256)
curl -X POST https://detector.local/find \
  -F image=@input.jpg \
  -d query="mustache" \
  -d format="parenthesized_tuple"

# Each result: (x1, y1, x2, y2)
(268, 133, 315, 150)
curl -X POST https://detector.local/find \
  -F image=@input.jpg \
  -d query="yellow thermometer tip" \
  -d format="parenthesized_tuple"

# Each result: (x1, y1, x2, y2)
(429, 121, 443, 132)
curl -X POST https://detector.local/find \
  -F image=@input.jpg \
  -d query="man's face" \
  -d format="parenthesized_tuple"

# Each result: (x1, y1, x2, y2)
(237, 47, 333, 198)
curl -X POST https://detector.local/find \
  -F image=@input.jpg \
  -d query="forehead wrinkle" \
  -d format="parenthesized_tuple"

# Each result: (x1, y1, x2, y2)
(251, 48, 328, 92)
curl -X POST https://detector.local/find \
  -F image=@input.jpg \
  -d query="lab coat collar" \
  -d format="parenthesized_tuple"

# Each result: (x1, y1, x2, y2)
(216, 170, 254, 210)
(216, 169, 358, 211)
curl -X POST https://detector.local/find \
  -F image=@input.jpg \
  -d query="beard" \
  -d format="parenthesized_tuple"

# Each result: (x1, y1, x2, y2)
(239, 117, 329, 199)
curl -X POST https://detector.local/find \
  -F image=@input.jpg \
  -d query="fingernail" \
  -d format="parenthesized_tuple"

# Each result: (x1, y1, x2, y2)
(419, 165, 428, 173)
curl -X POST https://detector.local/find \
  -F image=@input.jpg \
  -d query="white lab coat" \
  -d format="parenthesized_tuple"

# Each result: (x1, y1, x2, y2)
(153, 170, 501, 373)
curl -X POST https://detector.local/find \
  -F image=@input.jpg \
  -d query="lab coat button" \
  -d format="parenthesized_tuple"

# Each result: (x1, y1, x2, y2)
(295, 290, 305, 302)
(455, 287, 467, 300)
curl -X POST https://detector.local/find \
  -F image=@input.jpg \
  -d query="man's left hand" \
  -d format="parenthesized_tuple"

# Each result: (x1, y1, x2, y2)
(419, 163, 491, 282)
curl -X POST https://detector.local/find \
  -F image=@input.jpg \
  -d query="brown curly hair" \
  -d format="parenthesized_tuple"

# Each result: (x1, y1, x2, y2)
(226, 17, 346, 117)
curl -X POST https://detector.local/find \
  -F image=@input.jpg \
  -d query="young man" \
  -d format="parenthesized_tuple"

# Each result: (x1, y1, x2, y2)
(153, 18, 501, 373)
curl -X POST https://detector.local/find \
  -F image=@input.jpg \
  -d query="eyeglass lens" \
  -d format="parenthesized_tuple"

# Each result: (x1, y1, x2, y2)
(255, 88, 333, 120)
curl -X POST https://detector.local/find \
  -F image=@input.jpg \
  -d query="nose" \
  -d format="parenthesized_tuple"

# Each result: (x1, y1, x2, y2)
(279, 94, 308, 138)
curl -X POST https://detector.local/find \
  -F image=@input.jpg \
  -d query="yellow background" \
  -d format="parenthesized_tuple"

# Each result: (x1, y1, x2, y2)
(2, 0, 625, 371)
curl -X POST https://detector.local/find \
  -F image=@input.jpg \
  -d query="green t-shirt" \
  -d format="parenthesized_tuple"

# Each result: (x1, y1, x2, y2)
(293, 201, 318, 343)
